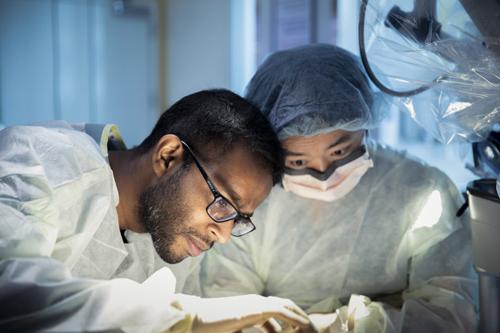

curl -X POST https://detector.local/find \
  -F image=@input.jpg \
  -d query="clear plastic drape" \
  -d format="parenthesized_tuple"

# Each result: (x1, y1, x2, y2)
(361, 0, 500, 144)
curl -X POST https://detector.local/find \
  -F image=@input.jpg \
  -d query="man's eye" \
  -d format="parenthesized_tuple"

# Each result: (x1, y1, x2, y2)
(217, 200, 229, 208)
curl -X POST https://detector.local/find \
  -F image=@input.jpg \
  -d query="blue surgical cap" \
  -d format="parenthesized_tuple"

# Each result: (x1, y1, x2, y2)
(245, 44, 385, 139)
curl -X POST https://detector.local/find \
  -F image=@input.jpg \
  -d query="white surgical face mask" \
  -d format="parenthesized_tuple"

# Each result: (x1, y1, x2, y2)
(282, 146, 373, 201)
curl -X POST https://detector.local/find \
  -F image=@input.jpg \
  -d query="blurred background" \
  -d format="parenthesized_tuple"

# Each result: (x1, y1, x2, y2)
(0, 0, 475, 189)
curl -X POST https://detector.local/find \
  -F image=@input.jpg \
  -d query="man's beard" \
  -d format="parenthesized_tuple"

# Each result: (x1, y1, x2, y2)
(139, 164, 213, 264)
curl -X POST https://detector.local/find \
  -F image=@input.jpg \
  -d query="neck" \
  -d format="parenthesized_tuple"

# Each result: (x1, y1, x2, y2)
(108, 149, 150, 232)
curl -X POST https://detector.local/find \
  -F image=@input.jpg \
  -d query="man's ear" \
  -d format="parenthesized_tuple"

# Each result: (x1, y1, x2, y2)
(151, 134, 184, 177)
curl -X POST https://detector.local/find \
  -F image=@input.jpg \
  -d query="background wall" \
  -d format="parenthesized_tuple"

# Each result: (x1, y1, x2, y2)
(0, 0, 159, 145)
(165, 0, 231, 105)
(0, 0, 476, 188)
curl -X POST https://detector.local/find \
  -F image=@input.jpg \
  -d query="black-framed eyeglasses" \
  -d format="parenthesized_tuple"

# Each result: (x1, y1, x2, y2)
(174, 141, 256, 237)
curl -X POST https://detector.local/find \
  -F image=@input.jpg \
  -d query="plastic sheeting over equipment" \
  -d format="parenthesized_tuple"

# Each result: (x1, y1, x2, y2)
(359, 0, 500, 144)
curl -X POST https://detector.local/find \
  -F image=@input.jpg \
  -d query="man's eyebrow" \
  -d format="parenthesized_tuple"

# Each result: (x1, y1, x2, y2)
(224, 186, 254, 215)
(225, 186, 242, 207)
(213, 174, 252, 214)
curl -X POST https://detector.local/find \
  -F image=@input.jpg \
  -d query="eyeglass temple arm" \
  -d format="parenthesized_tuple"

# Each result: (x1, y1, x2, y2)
(180, 141, 219, 194)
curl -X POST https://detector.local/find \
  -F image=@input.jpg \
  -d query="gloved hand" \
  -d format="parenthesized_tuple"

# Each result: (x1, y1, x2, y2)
(308, 295, 373, 333)
(308, 313, 339, 333)
(173, 294, 317, 333)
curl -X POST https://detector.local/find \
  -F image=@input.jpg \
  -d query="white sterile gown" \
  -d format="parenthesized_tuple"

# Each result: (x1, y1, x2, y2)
(0, 122, 201, 332)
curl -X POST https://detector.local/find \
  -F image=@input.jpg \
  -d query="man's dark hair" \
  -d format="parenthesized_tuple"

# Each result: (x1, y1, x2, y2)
(137, 89, 284, 184)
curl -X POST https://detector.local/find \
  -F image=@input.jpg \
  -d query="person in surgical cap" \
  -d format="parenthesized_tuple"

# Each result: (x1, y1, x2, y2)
(198, 45, 478, 332)
(0, 89, 317, 333)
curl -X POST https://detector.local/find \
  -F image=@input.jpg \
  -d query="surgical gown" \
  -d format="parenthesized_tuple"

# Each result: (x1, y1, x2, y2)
(199, 141, 477, 333)
(0, 122, 201, 332)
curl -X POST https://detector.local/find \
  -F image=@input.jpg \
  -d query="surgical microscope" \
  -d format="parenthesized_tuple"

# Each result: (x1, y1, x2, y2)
(359, 1, 500, 332)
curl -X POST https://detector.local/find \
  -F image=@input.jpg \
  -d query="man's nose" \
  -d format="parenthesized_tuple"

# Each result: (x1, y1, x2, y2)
(208, 220, 234, 244)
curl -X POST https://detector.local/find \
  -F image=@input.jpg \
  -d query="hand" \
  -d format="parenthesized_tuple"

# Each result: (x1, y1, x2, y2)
(175, 294, 317, 333)
(308, 313, 339, 333)
(238, 318, 308, 333)
(308, 295, 373, 333)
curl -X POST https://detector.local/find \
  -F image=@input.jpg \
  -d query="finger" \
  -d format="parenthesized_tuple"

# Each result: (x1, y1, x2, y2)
(259, 318, 282, 333)
(296, 323, 318, 333)
(267, 310, 315, 331)
(283, 302, 309, 319)
(276, 320, 301, 333)
(281, 325, 300, 333)
(308, 313, 338, 330)
(267, 297, 310, 321)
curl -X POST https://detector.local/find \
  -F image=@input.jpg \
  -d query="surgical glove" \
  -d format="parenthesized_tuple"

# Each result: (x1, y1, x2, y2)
(309, 313, 339, 333)
(308, 295, 374, 333)
(174, 294, 316, 333)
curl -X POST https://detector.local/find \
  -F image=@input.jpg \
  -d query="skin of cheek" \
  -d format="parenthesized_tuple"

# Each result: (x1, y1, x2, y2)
(176, 170, 216, 237)
(166, 195, 214, 259)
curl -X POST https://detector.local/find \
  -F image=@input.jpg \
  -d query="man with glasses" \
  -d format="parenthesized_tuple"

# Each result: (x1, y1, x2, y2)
(0, 89, 315, 332)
